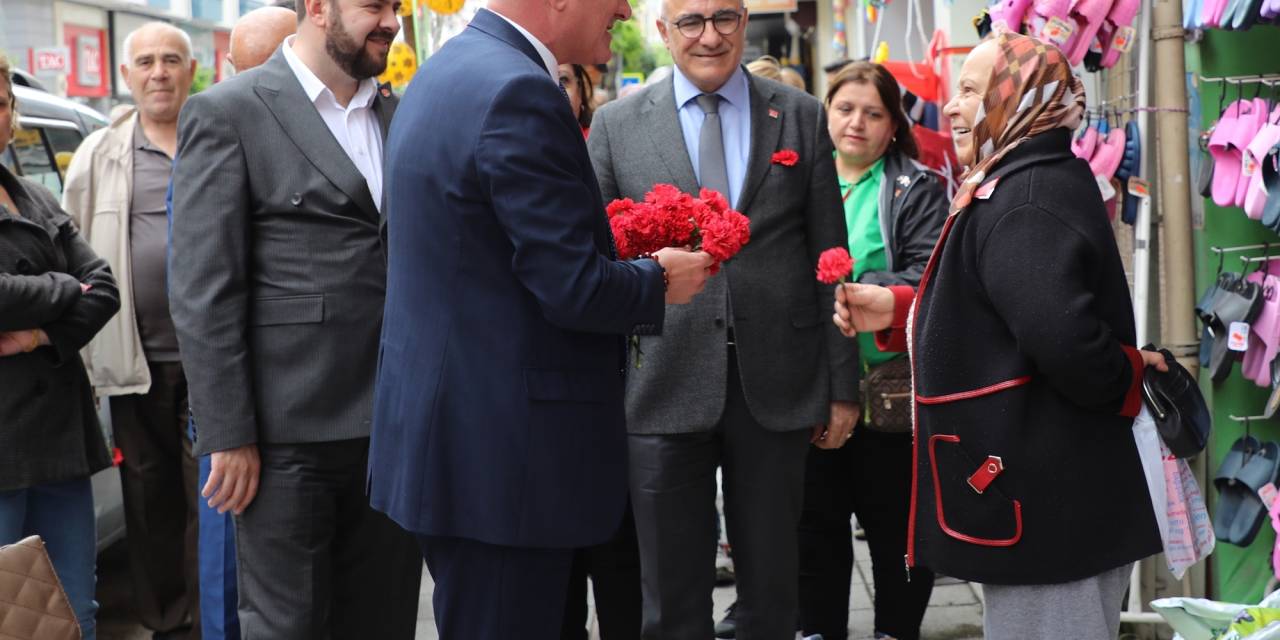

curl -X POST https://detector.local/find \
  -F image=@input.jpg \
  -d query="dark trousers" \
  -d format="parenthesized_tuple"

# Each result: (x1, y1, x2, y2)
(561, 503, 642, 640)
(629, 353, 810, 640)
(798, 427, 934, 640)
(421, 535, 574, 639)
(109, 360, 200, 637)
(233, 439, 422, 640)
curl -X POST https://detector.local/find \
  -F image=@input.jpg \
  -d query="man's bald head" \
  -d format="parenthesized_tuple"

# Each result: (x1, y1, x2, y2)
(228, 6, 297, 72)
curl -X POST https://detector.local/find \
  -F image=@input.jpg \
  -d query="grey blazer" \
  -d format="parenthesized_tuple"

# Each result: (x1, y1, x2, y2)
(169, 50, 395, 455)
(588, 72, 858, 435)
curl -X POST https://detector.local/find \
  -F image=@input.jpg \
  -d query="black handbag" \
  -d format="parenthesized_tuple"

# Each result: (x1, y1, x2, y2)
(860, 356, 913, 433)
(1141, 347, 1211, 458)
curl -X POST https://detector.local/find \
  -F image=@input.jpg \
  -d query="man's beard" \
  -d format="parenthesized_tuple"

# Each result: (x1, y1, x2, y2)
(325, 10, 393, 79)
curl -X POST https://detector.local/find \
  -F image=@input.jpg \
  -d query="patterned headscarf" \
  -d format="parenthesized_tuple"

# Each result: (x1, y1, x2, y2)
(950, 33, 1086, 215)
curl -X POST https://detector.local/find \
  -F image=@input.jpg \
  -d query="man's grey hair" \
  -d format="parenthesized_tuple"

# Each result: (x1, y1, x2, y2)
(123, 22, 194, 64)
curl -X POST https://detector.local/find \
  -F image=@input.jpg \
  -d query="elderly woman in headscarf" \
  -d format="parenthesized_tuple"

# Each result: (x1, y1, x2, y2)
(832, 34, 1165, 639)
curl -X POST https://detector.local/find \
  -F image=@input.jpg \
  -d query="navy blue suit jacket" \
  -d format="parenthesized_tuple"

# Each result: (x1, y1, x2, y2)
(369, 9, 666, 549)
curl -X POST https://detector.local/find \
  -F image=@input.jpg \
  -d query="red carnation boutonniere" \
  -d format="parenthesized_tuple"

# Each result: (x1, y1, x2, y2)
(771, 149, 799, 167)
(815, 247, 854, 284)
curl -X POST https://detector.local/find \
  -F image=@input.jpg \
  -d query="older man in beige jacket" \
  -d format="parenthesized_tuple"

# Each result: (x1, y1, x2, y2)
(62, 21, 202, 640)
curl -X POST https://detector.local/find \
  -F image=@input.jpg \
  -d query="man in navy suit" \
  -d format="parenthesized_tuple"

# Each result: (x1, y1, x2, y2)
(370, 0, 715, 637)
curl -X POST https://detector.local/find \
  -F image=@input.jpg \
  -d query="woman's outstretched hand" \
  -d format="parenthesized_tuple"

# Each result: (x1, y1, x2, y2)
(833, 283, 896, 338)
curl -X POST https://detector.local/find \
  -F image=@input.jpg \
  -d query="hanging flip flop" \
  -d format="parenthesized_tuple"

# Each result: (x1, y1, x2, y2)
(1186, 0, 1205, 28)
(1235, 98, 1272, 208)
(1228, 440, 1280, 547)
(990, 0, 1036, 33)
(1073, 117, 1100, 160)
(1215, 435, 1262, 545)
(1241, 270, 1280, 386)
(1062, 0, 1116, 65)
(1027, 0, 1076, 50)
(1209, 99, 1249, 207)
(1244, 106, 1280, 220)
(1089, 127, 1126, 182)
(1262, 142, 1280, 232)
(1119, 121, 1143, 224)
(1098, 0, 1140, 68)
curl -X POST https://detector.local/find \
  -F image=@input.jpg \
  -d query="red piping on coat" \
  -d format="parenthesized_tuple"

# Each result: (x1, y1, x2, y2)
(928, 434, 1024, 547)
(915, 376, 1032, 405)
(904, 212, 959, 571)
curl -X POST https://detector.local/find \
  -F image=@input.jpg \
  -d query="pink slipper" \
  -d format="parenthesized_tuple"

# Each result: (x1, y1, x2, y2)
(1242, 271, 1280, 387)
(1235, 98, 1272, 208)
(991, 0, 1036, 33)
(1098, 0, 1140, 68)
(1063, 0, 1116, 66)
(1244, 106, 1280, 220)
(1209, 100, 1250, 207)
(1089, 128, 1126, 182)
(1073, 124, 1100, 160)
(1027, 0, 1075, 51)
(1201, 0, 1231, 28)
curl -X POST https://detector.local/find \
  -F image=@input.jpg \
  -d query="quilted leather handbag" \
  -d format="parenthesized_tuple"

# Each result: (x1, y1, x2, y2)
(0, 536, 81, 640)
(860, 356, 913, 433)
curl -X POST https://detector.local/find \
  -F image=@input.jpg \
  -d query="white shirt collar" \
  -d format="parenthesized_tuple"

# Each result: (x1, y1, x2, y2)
(488, 9, 559, 81)
(672, 64, 749, 111)
(282, 35, 378, 109)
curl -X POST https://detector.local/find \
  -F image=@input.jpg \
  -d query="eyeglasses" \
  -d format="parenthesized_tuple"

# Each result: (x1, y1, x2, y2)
(667, 9, 743, 39)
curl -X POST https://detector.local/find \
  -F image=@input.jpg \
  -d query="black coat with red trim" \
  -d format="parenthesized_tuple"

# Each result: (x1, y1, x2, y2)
(881, 129, 1161, 585)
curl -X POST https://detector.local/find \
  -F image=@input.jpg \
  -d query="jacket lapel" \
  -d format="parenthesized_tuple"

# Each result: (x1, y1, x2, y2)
(642, 77, 700, 195)
(735, 76, 781, 214)
(372, 86, 396, 139)
(254, 51, 380, 221)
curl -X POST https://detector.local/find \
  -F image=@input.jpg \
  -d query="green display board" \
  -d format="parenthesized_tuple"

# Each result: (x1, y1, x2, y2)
(1191, 25, 1280, 604)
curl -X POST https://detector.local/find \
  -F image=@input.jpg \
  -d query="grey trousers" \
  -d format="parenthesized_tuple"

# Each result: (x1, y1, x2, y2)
(628, 352, 812, 640)
(982, 562, 1135, 640)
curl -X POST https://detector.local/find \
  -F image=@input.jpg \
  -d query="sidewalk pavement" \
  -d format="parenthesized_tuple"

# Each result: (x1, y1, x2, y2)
(97, 533, 984, 639)
(413, 536, 985, 640)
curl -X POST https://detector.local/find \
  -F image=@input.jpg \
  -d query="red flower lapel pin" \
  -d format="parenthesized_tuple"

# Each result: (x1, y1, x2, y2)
(771, 149, 799, 167)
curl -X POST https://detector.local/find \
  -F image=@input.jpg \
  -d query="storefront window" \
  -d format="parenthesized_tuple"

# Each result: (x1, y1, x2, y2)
(192, 0, 225, 22)
(147, 0, 172, 10)
(240, 0, 270, 14)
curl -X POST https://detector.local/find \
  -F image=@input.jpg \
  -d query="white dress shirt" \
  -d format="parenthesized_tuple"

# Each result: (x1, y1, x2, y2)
(282, 36, 385, 212)
(490, 9, 559, 82)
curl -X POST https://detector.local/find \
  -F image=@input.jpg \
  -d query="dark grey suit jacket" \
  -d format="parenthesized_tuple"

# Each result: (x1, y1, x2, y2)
(170, 50, 395, 456)
(588, 72, 858, 435)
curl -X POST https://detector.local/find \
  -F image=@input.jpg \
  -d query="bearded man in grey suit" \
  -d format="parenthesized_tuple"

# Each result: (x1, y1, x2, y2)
(168, 0, 421, 637)
(586, 0, 859, 637)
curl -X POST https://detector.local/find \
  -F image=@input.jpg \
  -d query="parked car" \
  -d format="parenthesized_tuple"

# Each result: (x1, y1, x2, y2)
(3, 83, 125, 552)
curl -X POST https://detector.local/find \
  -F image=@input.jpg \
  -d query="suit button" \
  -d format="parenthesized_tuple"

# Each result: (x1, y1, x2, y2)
(290, 193, 303, 206)
(15, 258, 32, 274)
(714, 318, 725, 328)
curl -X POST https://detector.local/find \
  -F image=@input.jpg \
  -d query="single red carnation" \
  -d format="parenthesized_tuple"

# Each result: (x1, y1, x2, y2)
(607, 197, 639, 219)
(816, 247, 854, 284)
(771, 149, 799, 166)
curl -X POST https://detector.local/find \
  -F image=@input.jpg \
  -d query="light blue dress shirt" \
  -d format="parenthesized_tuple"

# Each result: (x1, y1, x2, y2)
(672, 65, 752, 209)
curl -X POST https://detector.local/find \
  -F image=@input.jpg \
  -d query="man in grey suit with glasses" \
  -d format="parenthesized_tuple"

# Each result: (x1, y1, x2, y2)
(168, 1, 421, 637)
(587, 0, 859, 637)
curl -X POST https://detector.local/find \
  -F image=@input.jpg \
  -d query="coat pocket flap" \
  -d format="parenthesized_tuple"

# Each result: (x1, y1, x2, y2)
(928, 434, 1023, 547)
(249, 294, 324, 327)
(523, 368, 614, 403)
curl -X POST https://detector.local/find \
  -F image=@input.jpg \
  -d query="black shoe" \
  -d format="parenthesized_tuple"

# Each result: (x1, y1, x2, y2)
(714, 601, 737, 639)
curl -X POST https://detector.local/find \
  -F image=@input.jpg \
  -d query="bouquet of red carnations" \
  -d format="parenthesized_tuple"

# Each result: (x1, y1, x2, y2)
(607, 184, 750, 275)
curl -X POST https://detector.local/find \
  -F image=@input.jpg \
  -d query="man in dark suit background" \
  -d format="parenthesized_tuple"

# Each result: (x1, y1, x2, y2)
(168, 0, 421, 637)
(587, 0, 859, 637)
(369, 0, 715, 637)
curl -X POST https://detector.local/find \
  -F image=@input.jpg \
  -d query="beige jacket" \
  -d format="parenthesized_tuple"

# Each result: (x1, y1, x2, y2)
(61, 107, 150, 397)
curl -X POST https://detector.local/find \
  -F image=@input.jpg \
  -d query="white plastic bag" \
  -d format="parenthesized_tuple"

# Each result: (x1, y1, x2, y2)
(1133, 405, 1215, 579)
